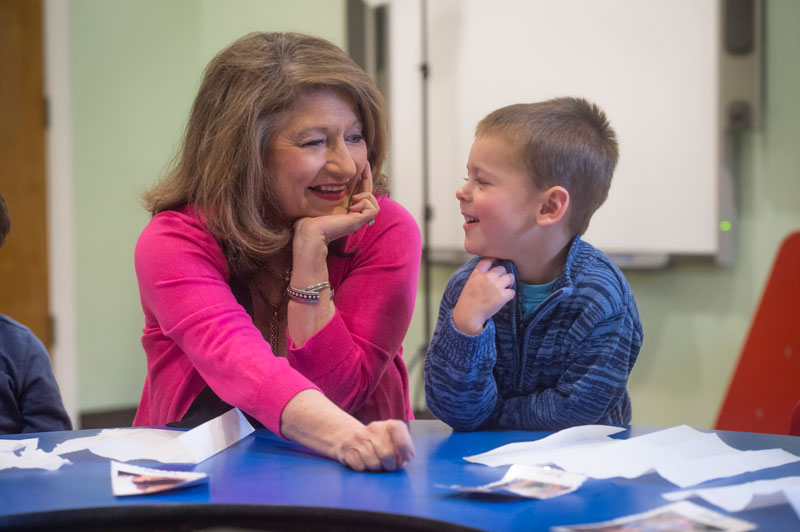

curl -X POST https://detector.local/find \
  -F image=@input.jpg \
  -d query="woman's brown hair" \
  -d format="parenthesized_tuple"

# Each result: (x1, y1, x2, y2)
(143, 32, 389, 276)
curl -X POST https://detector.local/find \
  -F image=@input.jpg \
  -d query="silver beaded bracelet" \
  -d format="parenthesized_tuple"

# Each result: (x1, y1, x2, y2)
(286, 281, 334, 303)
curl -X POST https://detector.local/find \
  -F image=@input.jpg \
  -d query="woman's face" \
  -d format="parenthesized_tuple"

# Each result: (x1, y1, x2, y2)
(267, 88, 368, 221)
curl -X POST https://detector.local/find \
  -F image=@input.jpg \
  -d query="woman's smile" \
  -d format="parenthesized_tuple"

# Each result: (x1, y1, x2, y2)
(268, 88, 368, 221)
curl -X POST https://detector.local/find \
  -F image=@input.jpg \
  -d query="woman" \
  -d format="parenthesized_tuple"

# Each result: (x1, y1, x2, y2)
(133, 32, 420, 471)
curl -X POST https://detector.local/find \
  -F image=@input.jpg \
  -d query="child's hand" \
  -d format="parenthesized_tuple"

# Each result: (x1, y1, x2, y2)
(452, 258, 515, 335)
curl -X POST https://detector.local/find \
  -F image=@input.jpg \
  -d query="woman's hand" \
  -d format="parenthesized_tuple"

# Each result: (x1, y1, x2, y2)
(287, 164, 379, 347)
(293, 163, 379, 251)
(280, 389, 415, 472)
(334, 420, 415, 472)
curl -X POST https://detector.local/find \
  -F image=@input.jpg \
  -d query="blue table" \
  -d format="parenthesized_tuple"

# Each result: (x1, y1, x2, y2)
(1, 421, 799, 531)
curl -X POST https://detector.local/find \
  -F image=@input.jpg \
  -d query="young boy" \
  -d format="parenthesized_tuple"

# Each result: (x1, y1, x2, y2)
(0, 193, 72, 434)
(424, 97, 642, 431)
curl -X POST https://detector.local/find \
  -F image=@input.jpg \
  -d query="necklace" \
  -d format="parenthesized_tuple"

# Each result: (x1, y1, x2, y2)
(253, 267, 291, 353)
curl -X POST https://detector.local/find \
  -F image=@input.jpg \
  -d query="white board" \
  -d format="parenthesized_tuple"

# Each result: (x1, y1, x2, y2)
(388, 0, 721, 259)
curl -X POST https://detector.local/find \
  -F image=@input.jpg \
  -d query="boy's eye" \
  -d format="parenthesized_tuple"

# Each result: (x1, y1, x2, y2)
(465, 174, 489, 186)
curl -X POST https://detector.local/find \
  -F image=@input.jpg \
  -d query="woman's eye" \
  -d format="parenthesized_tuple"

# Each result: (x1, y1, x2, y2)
(301, 139, 325, 147)
(347, 133, 365, 144)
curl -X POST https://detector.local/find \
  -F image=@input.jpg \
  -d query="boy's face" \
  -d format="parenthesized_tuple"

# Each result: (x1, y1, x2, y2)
(457, 134, 546, 260)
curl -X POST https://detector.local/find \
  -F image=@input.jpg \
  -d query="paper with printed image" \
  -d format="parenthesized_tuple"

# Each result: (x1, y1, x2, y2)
(550, 501, 755, 532)
(439, 464, 586, 499)
(111, 461, 208, 497)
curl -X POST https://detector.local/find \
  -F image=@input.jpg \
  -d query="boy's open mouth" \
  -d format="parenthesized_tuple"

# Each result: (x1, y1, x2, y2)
(463, 214, 479, 224)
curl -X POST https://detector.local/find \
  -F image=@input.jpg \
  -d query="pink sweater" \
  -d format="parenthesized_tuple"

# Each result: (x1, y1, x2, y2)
(133, 195, 421, 436)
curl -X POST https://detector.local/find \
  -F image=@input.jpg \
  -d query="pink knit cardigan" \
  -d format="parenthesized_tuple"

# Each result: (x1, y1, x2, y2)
(133, 195, 420, 436)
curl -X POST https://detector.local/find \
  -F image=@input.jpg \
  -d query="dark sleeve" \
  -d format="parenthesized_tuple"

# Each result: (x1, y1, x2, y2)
(18, 332, 72, 433)
(423, 263, 501, 431)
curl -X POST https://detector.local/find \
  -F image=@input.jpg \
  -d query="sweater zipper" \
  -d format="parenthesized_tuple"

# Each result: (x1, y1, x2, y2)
(517, 288, 569, 386)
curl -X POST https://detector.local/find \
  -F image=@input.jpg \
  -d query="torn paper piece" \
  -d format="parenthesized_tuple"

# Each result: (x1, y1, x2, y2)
(111, 461, 208, 497)
(554, 426, 738, 482)
(54, 408, 254, 464)
(0, 438, 38, 453)
(0, 446, 71, 471)
(785, 485, 800, 520)
(439, 464, 586, 499)
(54, 428, 184, 461)
(551, 501, 756, 532)
(466, 424, 800, 489)
(464, 425, 625, 467)
(657, 448, 800, 488)
(144, 408, 254, 463)
(664, 476, 800, 513)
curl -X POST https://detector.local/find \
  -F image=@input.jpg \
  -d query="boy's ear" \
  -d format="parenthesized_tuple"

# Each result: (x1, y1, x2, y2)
(536, 186, 570, 226)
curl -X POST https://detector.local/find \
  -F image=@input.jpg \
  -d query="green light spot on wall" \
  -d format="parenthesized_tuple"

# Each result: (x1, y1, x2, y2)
(720, 221, 732, 232)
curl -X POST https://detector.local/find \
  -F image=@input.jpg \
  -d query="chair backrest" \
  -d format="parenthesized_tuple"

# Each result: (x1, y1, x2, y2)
(715, 231, 800, 434)
(790, 400, 800, 437)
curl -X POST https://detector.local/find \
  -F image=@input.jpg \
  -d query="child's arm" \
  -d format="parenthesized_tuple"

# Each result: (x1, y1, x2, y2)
(488, 303, 642, 430)
(423, 259, 513, 430)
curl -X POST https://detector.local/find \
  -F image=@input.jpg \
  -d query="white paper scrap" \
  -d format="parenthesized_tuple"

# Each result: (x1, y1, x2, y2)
(54, 428, 183, 460)
(784, 485, 800, 519)
(464, 425, 625, 467)
(657, 448, 800, 488)
(0, 438, 38, 453)
(664, 476, 800, 513)
(54, 408, 254, 464)
(145, 408, 255, 463)
(0, 445, 71, 471)
(554, 426, 739, 482)
(466, 424, 800, 488)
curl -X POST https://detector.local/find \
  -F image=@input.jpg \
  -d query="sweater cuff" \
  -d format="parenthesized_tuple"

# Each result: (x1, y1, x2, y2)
(436, 314, 497, 372)
(251, 371, 320, 439)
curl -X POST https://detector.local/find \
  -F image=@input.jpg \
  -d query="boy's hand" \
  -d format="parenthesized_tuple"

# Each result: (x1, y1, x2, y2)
(452, 258, 515, 335)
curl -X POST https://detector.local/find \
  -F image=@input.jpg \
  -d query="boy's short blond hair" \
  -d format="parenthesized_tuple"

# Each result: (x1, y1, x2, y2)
(475, 97, 618, 235)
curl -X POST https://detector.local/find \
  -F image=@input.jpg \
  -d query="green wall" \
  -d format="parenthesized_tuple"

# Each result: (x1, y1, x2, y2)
(70, 0, 346, 413)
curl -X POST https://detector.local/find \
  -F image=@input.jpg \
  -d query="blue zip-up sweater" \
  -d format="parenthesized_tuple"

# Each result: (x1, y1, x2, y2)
(424, 236, 642, 431)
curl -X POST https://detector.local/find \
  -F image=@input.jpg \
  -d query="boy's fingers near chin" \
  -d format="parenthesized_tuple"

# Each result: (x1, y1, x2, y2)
(474, 258, 495, 273)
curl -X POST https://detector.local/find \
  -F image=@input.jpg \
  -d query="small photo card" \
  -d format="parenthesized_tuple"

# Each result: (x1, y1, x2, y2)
(550, 501, 756, 532)
(439, 464, 586, 499)
(111, 461, 208, 497)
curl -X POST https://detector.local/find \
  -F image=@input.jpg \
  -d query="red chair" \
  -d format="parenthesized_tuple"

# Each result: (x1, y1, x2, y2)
(790, 400, 800, 437)
(715, 231, 800, 435)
